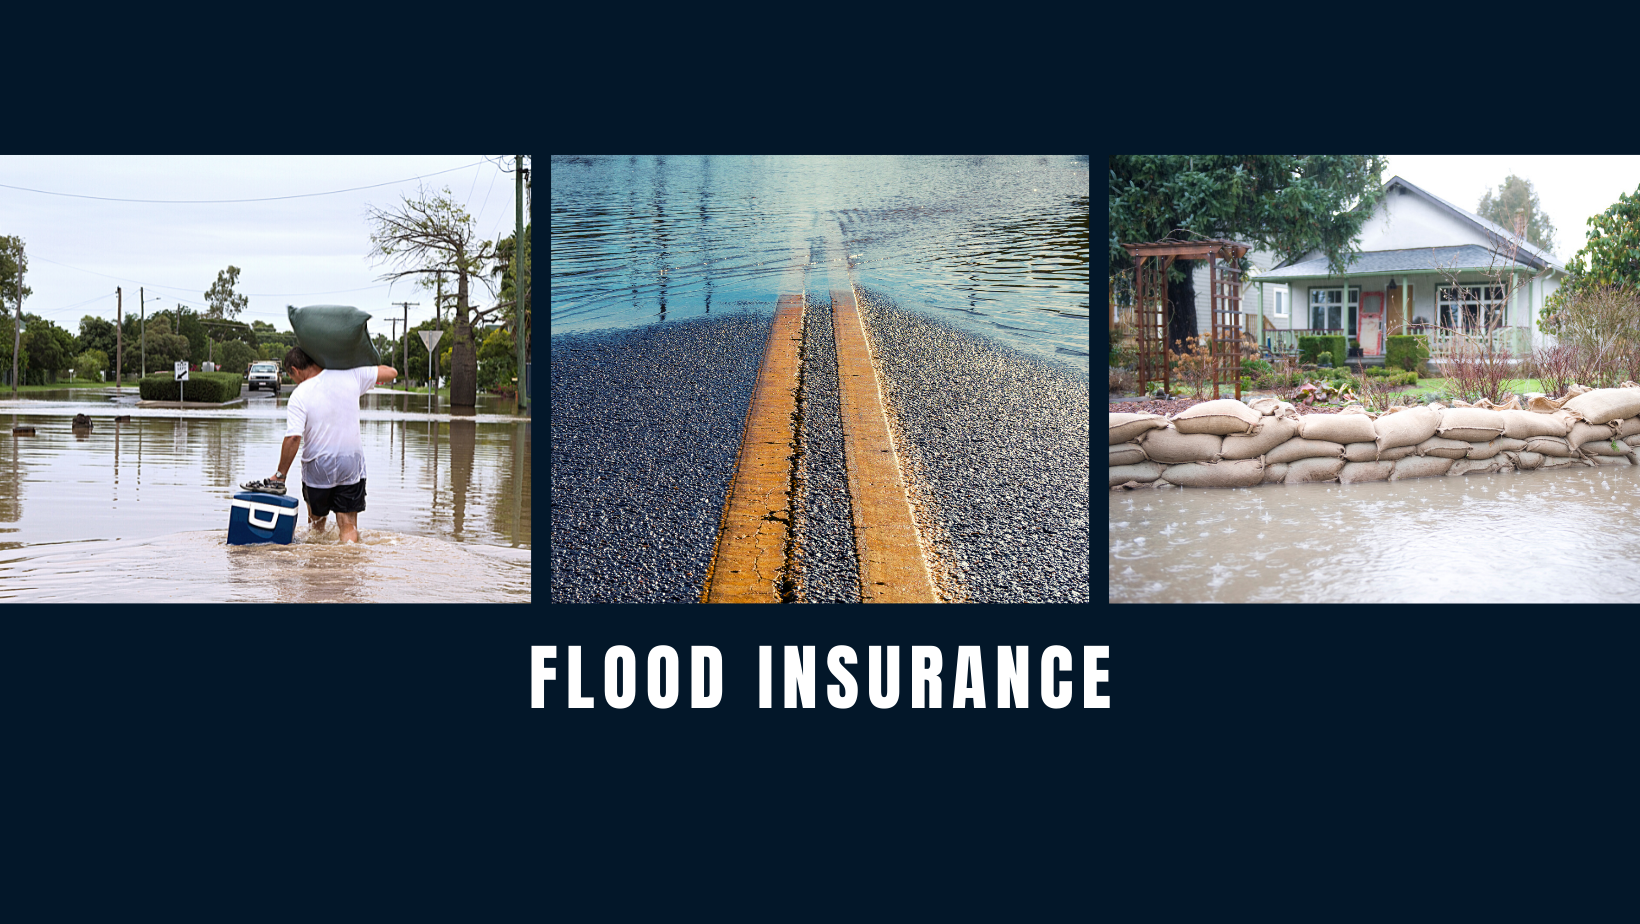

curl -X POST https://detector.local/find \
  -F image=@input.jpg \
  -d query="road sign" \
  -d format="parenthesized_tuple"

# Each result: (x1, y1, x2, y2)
(174, 361, 189, 382)
(419, 330, 443, 394)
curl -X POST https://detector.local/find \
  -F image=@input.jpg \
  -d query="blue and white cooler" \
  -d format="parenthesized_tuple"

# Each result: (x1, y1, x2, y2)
(228, 491, 300, 545)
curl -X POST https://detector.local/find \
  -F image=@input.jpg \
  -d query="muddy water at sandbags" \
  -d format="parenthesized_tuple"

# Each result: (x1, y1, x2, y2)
(1110, 464, 1640, 602)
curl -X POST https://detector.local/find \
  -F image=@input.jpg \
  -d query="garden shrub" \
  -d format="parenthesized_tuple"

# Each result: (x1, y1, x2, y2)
(1297, 334, 1349, 366)
(138, 371, 242, 402)
(1386, 335, 1430, 372)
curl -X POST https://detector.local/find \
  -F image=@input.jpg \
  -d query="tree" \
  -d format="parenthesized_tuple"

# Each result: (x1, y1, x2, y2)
(125, 315, 190, 373)
(75, 349, 109, 380)
(1477, 175, 1556, 256)
(478, 326, 515, 392)
(492, 222, 531, 357)
(366, 186, 501, 407)
(0, 236, 30, 387)
(216, 338, 258, 373)
(203, 266, 249, 321)
(1109, 155, 1389, 348)
(1543, 183, 1640, 331)
(21, 315, 72, 383)
(78, 315, 119, 361)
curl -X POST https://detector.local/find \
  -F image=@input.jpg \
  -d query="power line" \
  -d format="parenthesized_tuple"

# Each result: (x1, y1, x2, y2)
(0, 159, 489, 204)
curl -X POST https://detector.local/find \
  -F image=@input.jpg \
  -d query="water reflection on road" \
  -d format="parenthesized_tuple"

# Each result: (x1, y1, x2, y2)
(0, 388, 530, 602)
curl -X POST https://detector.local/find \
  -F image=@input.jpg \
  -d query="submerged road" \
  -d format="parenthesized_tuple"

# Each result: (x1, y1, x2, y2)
(551, 256, 1089, 604)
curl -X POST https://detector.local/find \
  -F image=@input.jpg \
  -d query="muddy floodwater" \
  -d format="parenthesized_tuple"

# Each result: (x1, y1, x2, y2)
(0, 388, 530, 602)
(1110, 464, 1640, 602)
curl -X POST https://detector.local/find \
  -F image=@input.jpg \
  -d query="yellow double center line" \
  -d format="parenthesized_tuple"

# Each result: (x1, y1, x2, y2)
(701, 286, 938, 604)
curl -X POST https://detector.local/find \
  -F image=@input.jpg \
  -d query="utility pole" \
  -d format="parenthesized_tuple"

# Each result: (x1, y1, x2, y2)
(514, 154, 528, 411)
(392, 301, 417, 381)
(140, 285, 146, 377)
(116, 287, 123, 394)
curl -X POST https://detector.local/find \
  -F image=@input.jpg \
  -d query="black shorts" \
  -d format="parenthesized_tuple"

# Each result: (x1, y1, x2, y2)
(303, 478, 366, 517)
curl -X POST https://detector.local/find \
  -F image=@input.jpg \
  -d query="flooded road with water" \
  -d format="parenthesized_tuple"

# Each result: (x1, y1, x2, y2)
(551, 155, 1089, 373)
(0, 388, 530, 602)
(1110, 464, 1640, 602)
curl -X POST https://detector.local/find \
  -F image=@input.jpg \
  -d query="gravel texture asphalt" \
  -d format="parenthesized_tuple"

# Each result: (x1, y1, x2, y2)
(855, 288, 1091, 603)
(550, 310, 771, 603)
(793, 292, 861, 603)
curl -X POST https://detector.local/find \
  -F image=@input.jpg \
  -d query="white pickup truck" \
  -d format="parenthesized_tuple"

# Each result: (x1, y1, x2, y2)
(246, 361, 281, 392)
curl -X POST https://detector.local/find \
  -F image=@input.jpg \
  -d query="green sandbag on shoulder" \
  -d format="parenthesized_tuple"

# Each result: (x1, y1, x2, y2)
(287, 305, 381, 370)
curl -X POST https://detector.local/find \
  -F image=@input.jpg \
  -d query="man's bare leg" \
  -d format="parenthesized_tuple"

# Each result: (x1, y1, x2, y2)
(309, 513, 330, 534)
(337, 512, 360, 543)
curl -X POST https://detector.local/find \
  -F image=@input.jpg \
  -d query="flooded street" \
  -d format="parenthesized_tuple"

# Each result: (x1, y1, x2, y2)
(0, 388, 530, 602)
(1110, 464, 1640, 602)
(551, 155, 1089, 603)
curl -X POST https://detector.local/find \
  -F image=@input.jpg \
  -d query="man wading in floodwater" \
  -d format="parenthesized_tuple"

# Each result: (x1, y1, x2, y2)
(252, 348, 399, 543)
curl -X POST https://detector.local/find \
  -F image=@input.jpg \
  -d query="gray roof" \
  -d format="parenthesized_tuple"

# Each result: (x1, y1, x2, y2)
(1387, 175, 1563, 272)
(1255, 245, 1536, 281)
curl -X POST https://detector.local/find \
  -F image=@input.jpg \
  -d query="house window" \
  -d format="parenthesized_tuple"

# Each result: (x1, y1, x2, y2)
(1309, 286, 1359, 335)
(1437, 285, 1507, 332)
(1272, 286, 1289, 318)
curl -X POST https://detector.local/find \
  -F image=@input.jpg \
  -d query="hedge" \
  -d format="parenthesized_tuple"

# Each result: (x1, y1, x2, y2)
(1298, 334, 1349, 365)
(1385, 335, 1431, 372)
(138, 371, 244, 402)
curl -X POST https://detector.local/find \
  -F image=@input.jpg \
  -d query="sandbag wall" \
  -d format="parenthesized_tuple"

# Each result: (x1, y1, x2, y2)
(1110, 388, 1640, 489)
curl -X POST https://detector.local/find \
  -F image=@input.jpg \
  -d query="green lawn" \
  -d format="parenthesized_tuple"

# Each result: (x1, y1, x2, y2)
(1410, 377, 1544, 396)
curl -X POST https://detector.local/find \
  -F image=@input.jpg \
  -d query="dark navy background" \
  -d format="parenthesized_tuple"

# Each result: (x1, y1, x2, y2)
(10, 609, 1630, 915)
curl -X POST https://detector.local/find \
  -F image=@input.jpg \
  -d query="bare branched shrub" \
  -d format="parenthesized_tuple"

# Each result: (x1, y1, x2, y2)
(1530, 341, 1581, 398)
(1437, 326, 1525, 405)
(1108, 366, 1137, 395)
(1552, 285, 1640, 390)
(1165, 335, 1217, 399)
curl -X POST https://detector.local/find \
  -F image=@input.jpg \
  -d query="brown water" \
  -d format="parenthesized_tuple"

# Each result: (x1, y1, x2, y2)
(1110, 462, 1640, 602)
(0, 388, 530, 602)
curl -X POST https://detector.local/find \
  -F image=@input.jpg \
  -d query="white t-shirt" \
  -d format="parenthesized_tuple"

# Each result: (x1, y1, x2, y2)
(284, 367, 379, 488)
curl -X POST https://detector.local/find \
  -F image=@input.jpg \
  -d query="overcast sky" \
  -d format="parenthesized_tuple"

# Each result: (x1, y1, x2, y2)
(1382, 155, 1640, 264)
(0, 155, 525, 341)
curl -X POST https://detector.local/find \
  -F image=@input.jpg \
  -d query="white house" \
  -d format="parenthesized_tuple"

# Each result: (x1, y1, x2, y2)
(1248, 175, 1566, 358)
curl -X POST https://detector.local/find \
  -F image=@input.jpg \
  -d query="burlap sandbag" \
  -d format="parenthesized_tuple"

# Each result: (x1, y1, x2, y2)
(1579, 439, 1633, 457)
(1466, 437, 1527, 460)
(1522, 436, 1575, 457)
(1285, 456, 1345, 484)
(1617, 417, 1640, 439)
(1437, 407, 1507, 442)
(1568, 420, 1620, 447)
(1591, 453, 1633, 466)
(1499, 409, 1572, 439)
(1246, 396, 1282, 417)
(1110, 413, 1169, 445)
(1540, 456, 1578, 469)
(1343, 442, 1378, 463)
(1298, 412, 1378, 444)
(1511, 451, 1544, 471)
(1561, 387, 1640, 425)
(1264, 437, 1346, 465)
(1220, 416, 1299, 461)
(1391, 455, 1454, 480)
(1261, 462, 1289, 483)
(1339, 460, 1395, 484)
(1109, 462, 1165, 487)
(1449, 459, 1501, 476)
(1625, 434, 1640, 447)
(1378, 444, 1416, 462)
(1138, 428, 1224, 464)
(1110, 442, 1147, 467)
(1161, 459, 1265, 488)
(1374, 405, 1441, 451)
(1171, 399, 1263, 436)
(1415, 436, 1474, 460)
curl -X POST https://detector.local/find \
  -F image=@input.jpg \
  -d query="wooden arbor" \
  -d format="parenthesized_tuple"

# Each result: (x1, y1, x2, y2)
(1121, 238, 1251, 400)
